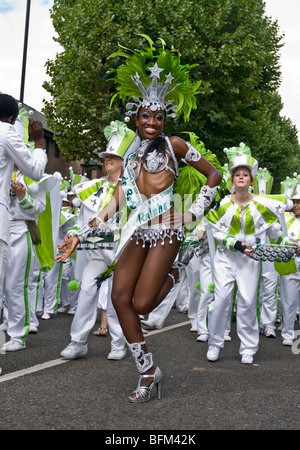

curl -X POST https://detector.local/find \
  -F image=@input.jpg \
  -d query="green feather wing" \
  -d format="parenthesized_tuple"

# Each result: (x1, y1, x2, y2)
(174, 133, 227, 212)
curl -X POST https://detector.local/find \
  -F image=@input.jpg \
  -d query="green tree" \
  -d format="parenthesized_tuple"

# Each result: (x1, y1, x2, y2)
(43, 0, 299, 189)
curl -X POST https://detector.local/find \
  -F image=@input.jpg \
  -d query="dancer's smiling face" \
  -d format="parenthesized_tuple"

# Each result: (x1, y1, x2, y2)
(135, 107, 166, 140)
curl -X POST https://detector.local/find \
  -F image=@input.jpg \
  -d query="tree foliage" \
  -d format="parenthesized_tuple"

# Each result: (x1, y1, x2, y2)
(43, 0, 300, 191)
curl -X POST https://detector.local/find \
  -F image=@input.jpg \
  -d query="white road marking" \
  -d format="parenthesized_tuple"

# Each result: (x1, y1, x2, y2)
(0, 321, 190, 383)
(145, 320, 190, 336)
(0, 358, 69, 383)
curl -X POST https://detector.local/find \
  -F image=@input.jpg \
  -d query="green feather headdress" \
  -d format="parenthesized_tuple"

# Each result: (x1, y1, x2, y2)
(107, 34, 201, 122)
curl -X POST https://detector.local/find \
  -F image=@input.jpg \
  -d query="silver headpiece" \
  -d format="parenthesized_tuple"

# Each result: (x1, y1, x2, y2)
(125, 63, 180, 118)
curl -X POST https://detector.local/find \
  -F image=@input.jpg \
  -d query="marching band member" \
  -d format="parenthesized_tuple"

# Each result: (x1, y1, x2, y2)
(205, 144, 298, 364)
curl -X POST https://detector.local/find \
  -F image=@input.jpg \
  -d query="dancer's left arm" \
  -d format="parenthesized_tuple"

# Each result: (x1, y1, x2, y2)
(162, 136, 222, 228)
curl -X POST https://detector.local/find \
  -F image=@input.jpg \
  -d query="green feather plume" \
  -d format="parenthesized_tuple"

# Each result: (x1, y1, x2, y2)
(107, 34, 201, 122)
(95, 261, 116, 289)
(174, 132, 227, 212)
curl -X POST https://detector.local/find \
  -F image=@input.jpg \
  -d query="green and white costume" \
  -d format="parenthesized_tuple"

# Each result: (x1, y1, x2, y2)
(3, 171, 55, 346)
(280, 211, 300, 341)
(204, 193, 291, 356)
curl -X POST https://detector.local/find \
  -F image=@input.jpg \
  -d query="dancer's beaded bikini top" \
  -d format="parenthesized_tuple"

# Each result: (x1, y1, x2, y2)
(126, 136, 202, 180)
(126, 136, 179, 180)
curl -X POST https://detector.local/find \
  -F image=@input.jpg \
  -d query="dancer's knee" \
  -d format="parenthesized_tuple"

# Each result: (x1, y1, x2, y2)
(111, 288, 131, 312)
(132, 298, 154, 316)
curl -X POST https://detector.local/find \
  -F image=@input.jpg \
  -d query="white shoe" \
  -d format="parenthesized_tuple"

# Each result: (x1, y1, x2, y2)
(0, 322, 8, 332)
(224, 332, 232, 341)
(190, 326, 197, 332)
(264, 327, 276, 338)
(1, 340, 26, 352)
(197, 334, 209, 342)
(67, 307, 77, 315)
(107, 349, 127, 360)
(29, 327, 38, 334)
(140, 320, 162, 329)
(57, 305, 70, 313)
(241, 354, 253, 364)
(207, 345, 220, 361)
(282, 339, 293, 346)
(60, 341, 87, 359)
(41, 312, 50, 320)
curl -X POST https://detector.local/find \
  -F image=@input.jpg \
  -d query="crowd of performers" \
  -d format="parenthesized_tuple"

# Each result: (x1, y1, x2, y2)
(1, 36, 300, 403)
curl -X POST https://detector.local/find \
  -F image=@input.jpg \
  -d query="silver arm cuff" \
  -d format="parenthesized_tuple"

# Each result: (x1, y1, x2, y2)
(75, 224, 94, 243)
(184, 143, 202, 163)
(189, 185, 217, 219)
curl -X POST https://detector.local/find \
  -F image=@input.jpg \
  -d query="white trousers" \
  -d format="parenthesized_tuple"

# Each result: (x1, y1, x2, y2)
(70, 246, 125, 350)
(144, 276, 183, 328)
(175, 273, 190, 312)
(186, 256, 201, 329)
(0, 239, 8, 316)
(28, 252, 39, 330)
(36, 262, 63, 314)
(259, 269, 279, 331)
(60, 258, 79, 308)
(196, 253, 214, 336)
(5, 221, 35, 345)
(280, 271, 300, 340)
(105, 276, 126, 351)
(208, 249, 260, 356)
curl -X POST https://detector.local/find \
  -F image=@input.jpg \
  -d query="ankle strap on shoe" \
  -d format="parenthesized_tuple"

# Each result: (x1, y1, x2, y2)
(127, 341, 153, 374)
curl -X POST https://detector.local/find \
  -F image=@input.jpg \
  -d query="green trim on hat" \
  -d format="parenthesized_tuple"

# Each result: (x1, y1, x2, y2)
(99, 129, 136, 158)
(228, 155, 257, 174)
(253, 169, 273, 195)
(116, 129, 135, 157)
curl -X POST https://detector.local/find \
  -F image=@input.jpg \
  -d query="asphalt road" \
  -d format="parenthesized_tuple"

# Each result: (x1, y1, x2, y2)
(0, 308, 299, 433)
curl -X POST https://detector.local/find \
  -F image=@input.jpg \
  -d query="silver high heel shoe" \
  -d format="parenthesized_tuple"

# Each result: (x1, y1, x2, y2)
(129, 367, 162, 403)
(127, 341, 162, 403)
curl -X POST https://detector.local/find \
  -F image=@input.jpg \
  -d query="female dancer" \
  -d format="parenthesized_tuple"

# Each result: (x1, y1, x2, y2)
(56, 36, 222, 402)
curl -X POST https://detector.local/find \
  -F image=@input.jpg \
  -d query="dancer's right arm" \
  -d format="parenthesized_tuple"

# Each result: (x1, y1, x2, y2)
(89, 180, 125, 227)
(55, 180, 125, 262)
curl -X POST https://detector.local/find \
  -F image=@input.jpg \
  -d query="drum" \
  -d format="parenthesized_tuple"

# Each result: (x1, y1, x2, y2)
(251, 243, 297, 262)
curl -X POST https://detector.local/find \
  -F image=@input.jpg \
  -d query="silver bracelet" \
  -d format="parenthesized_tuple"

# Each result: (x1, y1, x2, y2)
(95, 217, 104, 226)
(76, 224, 94, 243)
(88, 216, 104, 227)
(189, 185, 217, 219)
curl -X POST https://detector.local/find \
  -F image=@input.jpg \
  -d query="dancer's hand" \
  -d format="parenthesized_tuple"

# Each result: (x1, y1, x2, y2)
(55, 235, 79, 262)
(88, 216, 104, 228)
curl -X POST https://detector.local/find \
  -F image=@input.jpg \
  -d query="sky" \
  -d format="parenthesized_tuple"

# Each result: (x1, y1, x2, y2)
(0, 0, 299, 135)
